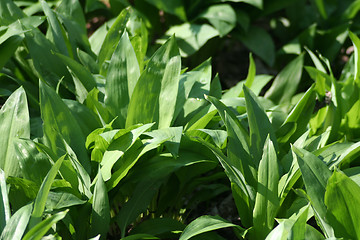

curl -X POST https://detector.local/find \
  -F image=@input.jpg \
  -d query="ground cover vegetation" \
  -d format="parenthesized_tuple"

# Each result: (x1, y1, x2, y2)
(1, 0, 360, 239)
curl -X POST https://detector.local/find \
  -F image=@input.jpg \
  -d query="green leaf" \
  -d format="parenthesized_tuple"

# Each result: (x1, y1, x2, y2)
(145, 0, 186, 21)
(243, 86, 278, 166)
(126, 36, 181, 129)
(91, 171, 110, 240)
(29, 155, 65, 227)
(276, 86, 316, 144)
(106, 127, 174, 189)
(0, 87, 30, 177)
(292, 146, 334, 238)
(237, 26, 275, 66)
(40, 81, 91, 173)
(325, 170, 360, 239)
(198, 4, 236, 37)
(314, 0, 327, 19)
(56, 0, 93, 57)
(179, 215, 243, 240)
(24, 30, 72, 89)
(264, 212, 315, 240)
(13, 139, 52, 186)
(55, 52, 97, 93)
(23, 210, 68, 240)
(349, 32, 360, 86)
(160, 23, 219, 57)
(0, 203, 32, 240)
(144, 127, 183, 158)
(0, 169, 10, 232)
(224, 111, 256, 187)
(265, 54, 304, 104)
(117, 180, 161, 238)
(45, 191, 86, 211)
(105, 30, 140, 128)
(253, 137, 280, 239)
(0, 35, 23, 70)
(64, 99, 102, 137)
(0, 0, 24, 25)
(40, 0, 72, 57)
(98, 8, 130, 69)
(101, 123, 153, 181)
(192, 137, 254, 222)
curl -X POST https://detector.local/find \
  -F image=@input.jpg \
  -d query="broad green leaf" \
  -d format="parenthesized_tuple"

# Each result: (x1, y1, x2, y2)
(90, 171, 110, 240)
(265, 54, 304, 104)
(98, 9, 130, 69)
(56, 0, 87, 30)
(292, 146, 334, 238)
(179, 215, 243, 240)
(77, 49, 99, 74)
(40, 81, 91, 173)
(144, 127, 183, 158)
(64, 99, 102, 137)
(253, 137, 280, 239)
(349, 32, 360, 85)
(243, 86, 278, 166)
(85, 88, 111, 126)
(56, 0, 93, 57)
(0, 36, 23, 70)
(289, 205, 310, 240)
(40, 0, 72, 57)
(6, 177, 38, 209)
(176, 59, 212, 126)
(205, 95, 249, 149)
(117, 180, 161, 238)
(145, 0, 186, 21)
(24, 31, 72, 90)
(55, 52, 97, 93)
(343, 0, 360, 19)
(224, 112, 256, 188)
(223, 75, 272, 99)
(276, 86, 316, 144)
(278, 151, 301, 204)
(239, 53, 256, 97)
(101, 123, 153, 181)
(61, 139, 92, 198)
(160, 23, 219, 57)
(23, 210, 68, 240)
(192, 137, 254, 217)
(126, 36, 181, 129)
(106, 127, 174, 189)
(305, 47, 327, 73)
(314, 0, 327, 18)
(132, 151, 214, 183)
(0, 16, 45, 45)
(105, 30, 140, 128)
(325, 170, 360, 239)
(237, 26, 275, 66)
(187, 129, 227, 149)
(0, 169, 10, 232)
(0, 203, 32, 240)
(264, 204, 311, 240)
(14, 139, 51, 186)
(198, 4, 236, 37)
(45, 191, 86, 211)
(30, 155, 65, 227)
(0, 87, 30, 177)
(0, 0, 24, 25)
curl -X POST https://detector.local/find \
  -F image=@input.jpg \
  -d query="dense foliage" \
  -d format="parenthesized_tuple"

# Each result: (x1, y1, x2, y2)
(1, 0, 360, 239)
